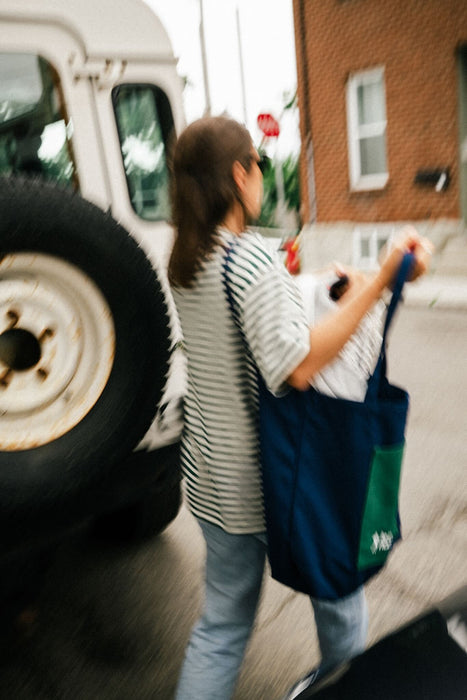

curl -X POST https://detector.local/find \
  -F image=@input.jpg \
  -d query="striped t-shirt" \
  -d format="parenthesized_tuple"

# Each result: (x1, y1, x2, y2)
(172, 229, 310, 534)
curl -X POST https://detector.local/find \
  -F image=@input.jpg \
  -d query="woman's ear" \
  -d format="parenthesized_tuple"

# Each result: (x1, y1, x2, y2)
(232, 160, 246, 194)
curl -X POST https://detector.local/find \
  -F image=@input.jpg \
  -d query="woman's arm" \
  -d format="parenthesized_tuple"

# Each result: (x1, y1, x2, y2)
(287, 228, 433, 390)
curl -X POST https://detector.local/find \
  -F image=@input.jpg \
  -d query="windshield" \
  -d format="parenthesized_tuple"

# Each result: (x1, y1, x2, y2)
(0, 53, 76, 188)
(113, 84, 174, 221)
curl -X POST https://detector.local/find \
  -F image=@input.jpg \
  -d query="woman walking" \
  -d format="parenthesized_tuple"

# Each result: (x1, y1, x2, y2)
(168, 116, 431, 700)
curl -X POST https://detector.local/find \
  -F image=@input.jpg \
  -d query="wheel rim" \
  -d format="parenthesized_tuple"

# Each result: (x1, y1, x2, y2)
(0, 253, 116, 450)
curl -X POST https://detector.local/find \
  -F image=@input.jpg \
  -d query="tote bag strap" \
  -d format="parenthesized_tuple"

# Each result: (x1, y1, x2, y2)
(367, 252, 415, 398)
(222, 242, 236, 312)
(222, 240, 270, 392)
(382, 252, 415, 345)
(222, 240, 250, 348)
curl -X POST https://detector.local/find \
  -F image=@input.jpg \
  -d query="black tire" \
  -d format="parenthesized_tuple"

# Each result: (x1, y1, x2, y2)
(0, 178, 172, 532)
(90, 441, 182, 543)
(92, 482, 181, 543)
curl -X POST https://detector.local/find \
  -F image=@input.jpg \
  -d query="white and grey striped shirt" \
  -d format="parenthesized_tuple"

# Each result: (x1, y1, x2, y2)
(172, 229, 309, 534)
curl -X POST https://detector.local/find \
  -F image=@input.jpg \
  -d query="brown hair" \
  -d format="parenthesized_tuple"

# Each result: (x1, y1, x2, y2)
(168, 116, 253, 287)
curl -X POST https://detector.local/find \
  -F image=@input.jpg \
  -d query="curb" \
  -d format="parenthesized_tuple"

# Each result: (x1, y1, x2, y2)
(403, 276, 467, 310)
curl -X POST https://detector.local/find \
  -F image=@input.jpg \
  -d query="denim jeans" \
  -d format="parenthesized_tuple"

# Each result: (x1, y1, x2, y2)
(175, 519, 368, 700)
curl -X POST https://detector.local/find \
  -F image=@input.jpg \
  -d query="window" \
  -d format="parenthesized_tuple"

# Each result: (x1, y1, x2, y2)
(346, 67, 388, 190)
(0, 53, 76, 187)
(113, 85, 174, 221)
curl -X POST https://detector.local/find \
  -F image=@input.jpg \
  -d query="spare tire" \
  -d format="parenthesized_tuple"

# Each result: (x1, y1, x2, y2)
(0, 177, 172, 521)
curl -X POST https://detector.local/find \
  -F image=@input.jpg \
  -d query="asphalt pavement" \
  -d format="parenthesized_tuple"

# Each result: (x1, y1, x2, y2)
(0, 229, 466, 699)
(0, 303, 465, 700)
(403, 273, 467, 310)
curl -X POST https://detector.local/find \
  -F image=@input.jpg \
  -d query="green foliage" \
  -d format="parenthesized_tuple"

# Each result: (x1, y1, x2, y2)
(256, 154, 300, 228)
(257, 158, 278, 227)
(282, 154, 300, 212)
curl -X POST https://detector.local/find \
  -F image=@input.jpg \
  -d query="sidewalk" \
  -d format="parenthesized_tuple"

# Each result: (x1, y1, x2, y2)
(404, 274, 467, 310)
(260, 228, 467, 311)
(404, 229, 467, 310)
(293, 222, 467, 311)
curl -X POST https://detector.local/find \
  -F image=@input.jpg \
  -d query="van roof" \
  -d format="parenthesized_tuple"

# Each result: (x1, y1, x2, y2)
(0, 0, 175, 62)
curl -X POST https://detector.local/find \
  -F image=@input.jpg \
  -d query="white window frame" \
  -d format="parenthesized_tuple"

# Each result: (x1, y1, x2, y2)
(346, 66, 388, 191)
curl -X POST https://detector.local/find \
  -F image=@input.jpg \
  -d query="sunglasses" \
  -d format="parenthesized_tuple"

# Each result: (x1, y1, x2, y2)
(257, 154, 271, 174)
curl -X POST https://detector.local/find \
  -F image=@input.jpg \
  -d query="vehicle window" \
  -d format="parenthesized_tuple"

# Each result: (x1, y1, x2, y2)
(0, 53, 76, 188)
(113, 84, 174, 221)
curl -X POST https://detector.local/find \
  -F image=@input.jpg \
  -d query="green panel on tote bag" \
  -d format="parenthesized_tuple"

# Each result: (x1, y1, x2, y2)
(358, 443, 405, 570)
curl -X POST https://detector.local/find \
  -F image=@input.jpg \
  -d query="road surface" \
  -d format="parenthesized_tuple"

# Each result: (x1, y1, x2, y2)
(1, 306, 466, 699)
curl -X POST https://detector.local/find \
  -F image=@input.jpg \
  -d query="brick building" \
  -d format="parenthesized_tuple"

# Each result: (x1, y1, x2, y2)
(292, 0, 467, 270)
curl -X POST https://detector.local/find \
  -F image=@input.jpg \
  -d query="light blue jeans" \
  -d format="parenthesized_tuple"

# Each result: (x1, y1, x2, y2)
(175, 519, 368, 700)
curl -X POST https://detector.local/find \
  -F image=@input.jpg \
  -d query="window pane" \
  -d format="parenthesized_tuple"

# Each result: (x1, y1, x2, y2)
(359, 134, 387, 176)
(0, 53, 43, 124)
(0, 53, 76, 188)
(113, 85, 174, 221)
(357, 79, 385, 125)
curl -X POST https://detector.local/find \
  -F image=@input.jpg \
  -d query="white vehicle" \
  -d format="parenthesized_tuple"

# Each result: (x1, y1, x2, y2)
(0, 0, 186, 569)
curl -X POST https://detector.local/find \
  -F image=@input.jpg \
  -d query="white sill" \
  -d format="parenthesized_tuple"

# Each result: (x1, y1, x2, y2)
(350, 174, 389, 192)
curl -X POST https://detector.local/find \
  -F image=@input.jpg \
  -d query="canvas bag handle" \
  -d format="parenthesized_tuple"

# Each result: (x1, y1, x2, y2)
(382, 252, 415, 343)
(366, 252, 415, 400)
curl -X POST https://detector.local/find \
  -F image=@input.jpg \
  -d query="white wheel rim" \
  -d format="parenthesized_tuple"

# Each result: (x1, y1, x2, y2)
(0, 253, 116, 450)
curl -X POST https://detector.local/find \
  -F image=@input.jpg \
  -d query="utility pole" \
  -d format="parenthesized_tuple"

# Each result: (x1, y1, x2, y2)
(236, 5, 248, 125)
(199, 0, 211, 115)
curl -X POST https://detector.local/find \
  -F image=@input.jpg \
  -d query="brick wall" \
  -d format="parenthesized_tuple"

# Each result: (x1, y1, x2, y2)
(293, 0, 467, 223)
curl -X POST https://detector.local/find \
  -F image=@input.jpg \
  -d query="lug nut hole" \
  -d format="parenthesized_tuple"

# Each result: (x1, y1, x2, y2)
(0, 328, 42, 371)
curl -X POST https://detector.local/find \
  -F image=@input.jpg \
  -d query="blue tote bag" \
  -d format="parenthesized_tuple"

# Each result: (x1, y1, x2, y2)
(224, 247, 414, 600)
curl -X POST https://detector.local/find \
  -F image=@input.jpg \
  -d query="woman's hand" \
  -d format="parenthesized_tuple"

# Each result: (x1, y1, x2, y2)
(287, 230, 433, 390)
(377, 226, 434, 290)
(330, 226, 433, 304)
(330, 265, 367, 303)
